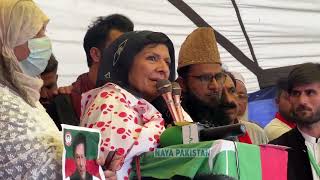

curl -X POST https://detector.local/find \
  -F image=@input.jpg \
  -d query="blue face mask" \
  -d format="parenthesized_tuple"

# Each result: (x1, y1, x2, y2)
(19, 36, 52, 77)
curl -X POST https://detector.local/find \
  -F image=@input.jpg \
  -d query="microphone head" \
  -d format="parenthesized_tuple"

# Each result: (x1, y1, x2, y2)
(172, 82, 182, 96)
(156, 79, 172, 94)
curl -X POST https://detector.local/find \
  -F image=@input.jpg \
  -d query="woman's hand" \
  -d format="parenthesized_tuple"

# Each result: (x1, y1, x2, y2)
(96, 150, 125, 180)
(103, 169, 117, 180)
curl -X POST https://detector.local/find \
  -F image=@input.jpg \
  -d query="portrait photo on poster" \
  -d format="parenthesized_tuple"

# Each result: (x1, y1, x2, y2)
(62, 124, 104, 180)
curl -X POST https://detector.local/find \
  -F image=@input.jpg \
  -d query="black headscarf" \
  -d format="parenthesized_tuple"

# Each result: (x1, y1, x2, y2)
(96, 31, 175, 98)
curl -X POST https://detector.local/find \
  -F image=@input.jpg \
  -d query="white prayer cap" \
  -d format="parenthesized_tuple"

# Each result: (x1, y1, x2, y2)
(231, 72, 245, 85)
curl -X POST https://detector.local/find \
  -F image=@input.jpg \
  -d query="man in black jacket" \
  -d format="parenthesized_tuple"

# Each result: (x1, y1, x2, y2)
(269, 63, 320, 180)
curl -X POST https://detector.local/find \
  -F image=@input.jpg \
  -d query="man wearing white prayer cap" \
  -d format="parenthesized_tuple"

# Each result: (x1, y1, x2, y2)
(231, 72, 248, 121)
(231, 72, 268, 144)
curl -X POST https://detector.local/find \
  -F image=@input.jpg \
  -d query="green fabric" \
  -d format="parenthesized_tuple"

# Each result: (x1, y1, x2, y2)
(209, 150, 238, 178)
(237, 142, 262, 180)
(160, 126, 183, 147)
(307, 148, 320, 176)
(131, 140, 265, 180)
(131, 141, 213, 179)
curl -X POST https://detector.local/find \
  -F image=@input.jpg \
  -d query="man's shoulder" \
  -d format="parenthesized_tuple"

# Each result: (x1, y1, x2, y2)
(264, 118, 293, 141)
(70, 72, 93, 94)
(264, 118, 281, 128)
(241, 120, 263, 131)
(74, 72, 89, 83)
(86, 172, 100, 180)
(264, 118, 289, 129)
(269, 128, 303, 147)
(269, 130, 291, 145)
(241, 120, 269, 144)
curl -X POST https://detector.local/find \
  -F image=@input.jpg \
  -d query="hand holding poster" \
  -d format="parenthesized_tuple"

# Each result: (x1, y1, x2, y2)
(62, 124, 105, 180)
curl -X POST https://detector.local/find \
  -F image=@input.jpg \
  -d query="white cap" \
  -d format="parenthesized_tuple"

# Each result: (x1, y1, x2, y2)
(231, 72, 245, 85)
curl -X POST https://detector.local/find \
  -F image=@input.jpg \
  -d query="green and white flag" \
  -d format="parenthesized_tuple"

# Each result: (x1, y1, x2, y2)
(131, 140, 288, 180)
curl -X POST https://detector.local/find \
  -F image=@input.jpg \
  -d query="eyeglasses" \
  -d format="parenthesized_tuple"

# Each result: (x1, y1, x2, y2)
(190, 72, 227, 85)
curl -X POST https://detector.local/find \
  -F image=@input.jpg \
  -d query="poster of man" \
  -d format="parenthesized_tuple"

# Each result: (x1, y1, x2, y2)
(62, 124, 104, 180)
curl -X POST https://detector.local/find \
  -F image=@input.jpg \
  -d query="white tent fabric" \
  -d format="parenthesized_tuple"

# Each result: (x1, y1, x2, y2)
(35, 0, 320, 92)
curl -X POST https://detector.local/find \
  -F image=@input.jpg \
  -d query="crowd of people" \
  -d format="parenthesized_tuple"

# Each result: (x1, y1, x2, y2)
(0, 0, 319, 179)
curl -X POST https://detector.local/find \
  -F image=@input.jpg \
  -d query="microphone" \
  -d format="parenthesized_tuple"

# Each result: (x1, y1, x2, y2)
(150, 96, 174, 125)
(156, 80, 181, 123)
(172, 82, 184, 122)
(199, 123, 246, 141)
(160, 123, 246, 147)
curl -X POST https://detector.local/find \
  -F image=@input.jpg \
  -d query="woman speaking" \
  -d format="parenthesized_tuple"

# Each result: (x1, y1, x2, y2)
(80, 31, 175, 179)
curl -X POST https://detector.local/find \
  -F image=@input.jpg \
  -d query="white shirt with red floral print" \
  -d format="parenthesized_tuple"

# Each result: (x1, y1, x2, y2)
(80, 83, 165, 180)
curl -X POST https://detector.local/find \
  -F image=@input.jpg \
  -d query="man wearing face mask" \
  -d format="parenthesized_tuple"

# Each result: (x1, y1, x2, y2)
(0, 0, 62, 178)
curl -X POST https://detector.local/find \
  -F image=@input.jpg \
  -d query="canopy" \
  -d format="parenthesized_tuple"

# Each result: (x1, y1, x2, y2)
(35, 0, 320, 92)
